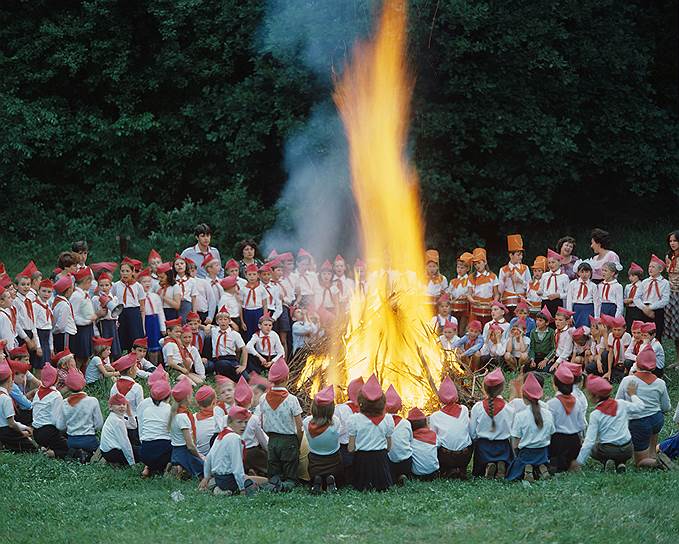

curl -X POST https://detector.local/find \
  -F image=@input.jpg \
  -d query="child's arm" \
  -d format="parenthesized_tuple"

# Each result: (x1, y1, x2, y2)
(97, 362, 116, 379)
(93, 402, 104, 431)
(237, 347, 247, 375)
(386, 436, 392, 452)
(199, 452, 212, 490)
(183, 428, 202, 459)
(604, 349, 613, 380)
(348, 435, 356, 453)
(294, 413, 303, 442)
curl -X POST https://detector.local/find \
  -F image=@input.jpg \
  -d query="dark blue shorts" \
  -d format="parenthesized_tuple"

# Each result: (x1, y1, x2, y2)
(628, 411, 664, 452)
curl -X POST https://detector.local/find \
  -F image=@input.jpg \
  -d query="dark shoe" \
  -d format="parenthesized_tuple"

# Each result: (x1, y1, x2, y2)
(326, 475, 337, 493)
(496, 461, 506, 479)
(311, 475, 322, 495)
(616, 463, 627, 474)
(657, 452, 677, 471)
(396, 474, 407, 487)
(243, 478, 258, 496)
(604, 459, 616, 473)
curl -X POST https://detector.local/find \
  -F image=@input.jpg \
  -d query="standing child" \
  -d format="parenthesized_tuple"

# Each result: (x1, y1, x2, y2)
(498, 234, 531, 317)
(598, 262, 624, 318)
(100, 393, 137, 466)
(193, 255, 217, 323)
(633, 255, 670, 339)
(291, 308, 320, 354)
(385, 385, 413, 485)
(69, 267, 97, 371)
(169, 377, 203, 478)
(0, 360, 35, 452)
(157, 262, 181, 322)
(295, 250, 319, 308)
(469, 368, 515, 478)
(51, 276, 76, 354)
(173, 255, 196, 323)
(551, 307, 575, 371)
(425, 250, 448, 306)
(13, 268, 39, 362)
(566, 262, 600, 328)
(547, 365, 586, 472)
(92, 272, 122, 361)
(527, 256, 546, 315)
(303, 385, 343, 493)
(528, 307, 555, 370)
(271, 256, 294, 355)
(241, 264, 268, 342)
(407, 407, 439, 480)
(315, 260, 339, 327)
(32, 279, 55, 374)
(218, 276, 243, 331)
(467, 248, 499, 327)
(506, 373, 555, 481)
(332, 255, 355, 309)
(207, 311, 247, 381)
(258, 358, 303, 492)
(139, 272, 164, 364)
(429, 376, 472, 479)
(571, 376, 642, 473)
(616, 349, 670, 468)
(447, 252, 473, 333)
(57, 368, 103, 463)
(31, 363, 68, 458)
(624, 263, 645, 331)
(147, 249, 162, 291)
(348, 374, 395, 491)
(112, 260, 145, 352)
(259, 264, 283, 326)
(540, 249, 570, 321)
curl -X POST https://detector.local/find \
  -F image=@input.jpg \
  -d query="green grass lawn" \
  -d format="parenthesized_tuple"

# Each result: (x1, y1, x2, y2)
(2, 341, 679, 544)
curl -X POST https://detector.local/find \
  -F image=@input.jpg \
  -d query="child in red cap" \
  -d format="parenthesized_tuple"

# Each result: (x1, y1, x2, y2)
(385, 385, 412, 485)
(0, 361, 35, 452)
(451, 320, 484, 371)
(547, 365, 586, 472)
(240, 264, 268, 342)
(172, 255, 196, 324)
(100, 393, 137, 466)
(84, 337, 117, 384)
(32, 362, 68, 458)
(169, 378, 203, 478)
(408, 407, 439, 480)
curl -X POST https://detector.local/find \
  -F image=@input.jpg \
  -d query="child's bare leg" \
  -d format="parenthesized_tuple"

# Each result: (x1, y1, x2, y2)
(188, 373, 204, 386)
(279, 332, 288, 358)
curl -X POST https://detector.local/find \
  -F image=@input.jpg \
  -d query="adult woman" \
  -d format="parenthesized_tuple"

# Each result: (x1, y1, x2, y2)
(557, 236, 579, 280)
(237, 239, 263, 279)
(665, 230, 679, 355)
(588, 228, 620, 284)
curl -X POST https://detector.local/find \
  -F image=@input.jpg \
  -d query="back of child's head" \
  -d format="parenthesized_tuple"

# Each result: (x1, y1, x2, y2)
(483, 382, 504, 431)
(553, 376, 573, 395)
(410, 419, 427, 431)
(311, 399, 335, 425)
(358, 391, 386, 417)
(524, 394, 544, 429)
(197, 392, 215, 409)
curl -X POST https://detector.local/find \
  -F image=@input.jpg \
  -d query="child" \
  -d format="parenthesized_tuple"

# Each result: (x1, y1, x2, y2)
(540, 249, 569, 320)
(207, 311, 247, 381)
(112, 260, 146, 352)
(195, 385, 218, 456)
(110, 353, 144, 445)
(200, 405, 263, 496)
(213, 375, 236, 430)
(131, 337, 157, 380)
(547, 365, 586, 472)
(139, 271, 164, 364)
(84, 337, 117, 384)
(163, 321, 201, 385)
(452, 320, 484, 371)
(385, 385, 412, 485)
(503, 319, 530, 371)
(271, 257, 294, 355)
(234, 375, 269, 477)
(616, 349, 670, 468)
(100, 393, 137, 466)
(498, 234, 531, 317)
(173, 255, 196, 323)
(258, 358, 303, 491)
(604, 316, 631, 382)
(259, 264, 282, 326)
(527, 256, 546, 315)
(571, 376, 643, 473)
(467, 247, 499, 327)
(479, 322, 506, 369)
(69, 267, 98, 370)
(407, 407, 439, 480)
(566, 262, 600, 328)
(598, 262, 624, 318)
(295, 250, 319, 307)
(469, 368, 515, 478)
(57, 368, 103, 463)
(179, 325, 206, 382)
(169, 377, 204, 478)
(447, 252, 473, 333)
(241, 263, 268, 342)
(334, 376, 364, 482)
(528, 307, 555, 370)
(31, 278, 54, 374)
(438, 322, 459, 351)
(624, 262, 645, 331)
(0, 360, 35, 452)
(245, 315, 285, 374)
(137, 378, 173, 477)
(506, 373, 555, 481)
(157, 262, 181, 321)
(147, 249, 162, 290)
(509, 300, 536, 336)
(481, 302, 510, 342)
(638, 322, 666, 377)
(51, 276, 76, 353)
(552, 307, 575, 371)
(193, 255, 217, 323)
(303, 385, 343, 493)
(347, 374, 394, 491)
(92, 271, 122, 361)
(623, 320, 645, 371)
(218, 276, 243, 331)
(430, 294, 458, 336)
(332, 254, 355, 307)
(31, 363, 68, 458)
(429, 376, 472, 479)
(315, 260, 339, 326)
(291, 308, 320, 354)
(633, 255, 670, 339)
(13, 268, 40, 362)
(425, 249, 448, 303)
(54, 348, 77, 394)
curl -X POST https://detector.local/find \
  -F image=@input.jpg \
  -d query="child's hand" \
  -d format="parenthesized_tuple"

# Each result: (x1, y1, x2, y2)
(236, 365, 246, 375)
(603, 372, 611, 381)
(569, 460, 581, 473)
(537, 360, 546, 369)
(596, 361, 603, 374)
(626, 381, 638, 397)
(198, 478, 209, 491)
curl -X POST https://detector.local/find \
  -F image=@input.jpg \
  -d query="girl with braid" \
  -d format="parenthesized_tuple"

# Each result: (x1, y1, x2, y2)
(469, 368, 515, 478)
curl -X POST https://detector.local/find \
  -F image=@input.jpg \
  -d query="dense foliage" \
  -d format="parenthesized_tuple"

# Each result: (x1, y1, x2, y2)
(1, 0, 677, 269)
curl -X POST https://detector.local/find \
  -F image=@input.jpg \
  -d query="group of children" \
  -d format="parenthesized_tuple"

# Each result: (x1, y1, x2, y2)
(0, 226, 678, 493)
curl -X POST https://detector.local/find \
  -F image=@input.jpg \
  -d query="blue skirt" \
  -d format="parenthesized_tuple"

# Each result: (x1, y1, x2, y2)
(31, 329, 52, 369)
(660, 434, 679, 459)
(171, 445, 204, 477)
(145, 314, 162, 352)
(243, 308, 264, 342)
(275, 305, 292, 333)
(98, 319, 122, 359)
(118, 307, 143, 352)
(70, 324, 94, 359)
(600, 302, 617, 318)
(472, 438, 513, 476)
(53, 333, 68, 353)
(506, 446, 549, 481)
(67, 434, 99, 452)
(164, 308, 179, 321)
(573, 303, 595, 329)
(140, 439, 172, 473)
(179, 300, 192, 324)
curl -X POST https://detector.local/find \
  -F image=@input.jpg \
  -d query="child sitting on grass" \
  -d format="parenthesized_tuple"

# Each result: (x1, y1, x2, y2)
(32, 363, 68, 458)
(100, 393, 137, 467)
(386, 385, 412, 485)
(169, 377, 203, 478)
(0, 360, 35, 452)
(407, 407, 439, 480)
(84, 338, 117, 384)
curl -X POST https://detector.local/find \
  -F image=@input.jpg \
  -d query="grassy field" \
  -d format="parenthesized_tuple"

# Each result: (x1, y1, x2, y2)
(1, 341, 678, 544)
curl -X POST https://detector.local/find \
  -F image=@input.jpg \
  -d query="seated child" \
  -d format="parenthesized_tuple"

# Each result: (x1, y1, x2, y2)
(137, 377, 173, 477)
(623, 320, 645, 372)
(195, 385, 219, 456)
(572, 376, 643, 473)
(452, 320, 484, 371)
(131, 337, 157, 380)
(429, 376, 472, 479)
(85, 337, 117, 384)
(213, 375, 236, 430)
(291, 308, 320, 354)
(506, 373, 555, 481)
(508, 300, 535, 336)
(430, 294, 458, 336)
(0, 360, 35, 452)
(438, 322, 460, 351)
(169, 377, 204, 478)
(528, 307, 554, 370)
(547, 365, 586, 472)
(303, 385, 343, 493)
(408, 407, 439, 480)
(206, 312, 247, 382)
(111, 353, 144, 446)
(31, 363, 68, 458)
(479, 323, 506, 369)
(100, 393, 137, 466)
(385, 385, 412, 485)
(234, 376, 269, 477)
(503, 319, 530, 371)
